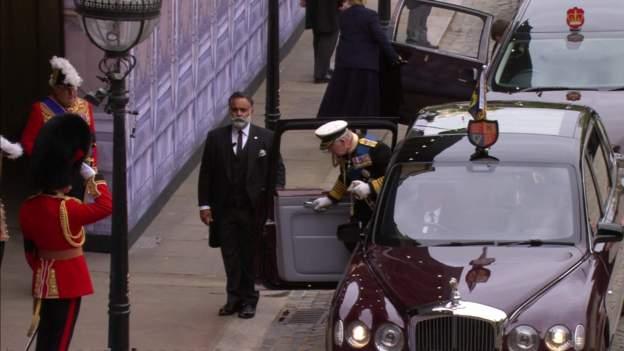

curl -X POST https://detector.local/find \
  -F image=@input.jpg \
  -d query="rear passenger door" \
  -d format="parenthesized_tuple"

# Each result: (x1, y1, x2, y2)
(259, 119, 398, 289)
(381, 0, 492, 123)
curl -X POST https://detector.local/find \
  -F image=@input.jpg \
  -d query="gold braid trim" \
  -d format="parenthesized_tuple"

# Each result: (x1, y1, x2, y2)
(59, 200, 85, 247)
(85, 178, 102, 197)
(328, 180, 347, 201)
(370, 176, 385, 194)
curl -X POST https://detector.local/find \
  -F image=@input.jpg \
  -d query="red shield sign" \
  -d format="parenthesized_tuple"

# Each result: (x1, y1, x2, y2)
(567, 7, 584, 31)
(468, 120, 499, 149)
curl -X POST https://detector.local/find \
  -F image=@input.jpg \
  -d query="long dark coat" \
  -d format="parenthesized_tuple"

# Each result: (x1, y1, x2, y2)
(318, 4, 399, 118)
(305, 0, 342, 33)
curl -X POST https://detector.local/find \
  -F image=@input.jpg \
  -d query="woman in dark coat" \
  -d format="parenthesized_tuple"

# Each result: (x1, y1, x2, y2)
(318, 0, 401, 118)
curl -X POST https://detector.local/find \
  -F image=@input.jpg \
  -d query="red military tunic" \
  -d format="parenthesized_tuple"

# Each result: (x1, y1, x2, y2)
(21, 97, 98, 169)
(19, 181, 112, 298)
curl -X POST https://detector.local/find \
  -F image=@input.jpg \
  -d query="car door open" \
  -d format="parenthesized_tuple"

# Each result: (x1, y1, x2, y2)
(381, 0, 492, 124)
(259, 118, 398, 289)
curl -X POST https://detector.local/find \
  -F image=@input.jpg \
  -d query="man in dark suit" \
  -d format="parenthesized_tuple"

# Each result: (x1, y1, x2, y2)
(301, 0, 342, 83)
(198, 92, 285, 319)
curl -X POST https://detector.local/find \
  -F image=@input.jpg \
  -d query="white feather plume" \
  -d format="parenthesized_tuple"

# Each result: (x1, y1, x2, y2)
(49, 56, 83, 87)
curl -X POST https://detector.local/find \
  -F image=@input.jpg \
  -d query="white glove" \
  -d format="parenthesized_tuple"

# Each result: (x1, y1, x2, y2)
(347, 180, 371, 200)
(80, 162, 96, 180)
(0, 136, 23, 159)
(312, 196, 333, 211)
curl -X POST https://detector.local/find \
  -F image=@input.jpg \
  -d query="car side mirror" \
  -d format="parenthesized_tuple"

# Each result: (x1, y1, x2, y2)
(595, 222, 624, 243)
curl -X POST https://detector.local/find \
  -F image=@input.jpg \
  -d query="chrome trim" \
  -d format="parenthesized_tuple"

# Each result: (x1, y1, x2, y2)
(409, 301, 506, 351)
(508, 253, 587, 321)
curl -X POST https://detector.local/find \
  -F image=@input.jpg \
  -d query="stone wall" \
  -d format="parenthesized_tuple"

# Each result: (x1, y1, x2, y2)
(63, 0, 304, 237)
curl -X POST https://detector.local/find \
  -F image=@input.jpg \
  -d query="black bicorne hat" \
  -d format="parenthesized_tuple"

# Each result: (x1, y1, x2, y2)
(30, 114, 92, 191)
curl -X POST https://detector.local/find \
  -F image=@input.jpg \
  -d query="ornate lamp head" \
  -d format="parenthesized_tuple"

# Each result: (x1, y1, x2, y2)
(74, 0, 162, 54)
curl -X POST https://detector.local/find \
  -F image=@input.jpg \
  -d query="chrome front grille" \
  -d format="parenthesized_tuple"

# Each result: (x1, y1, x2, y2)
(413, 316, 496, 351)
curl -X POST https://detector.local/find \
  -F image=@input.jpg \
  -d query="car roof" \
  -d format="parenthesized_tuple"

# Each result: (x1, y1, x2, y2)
(400, 101, 593, 165)
(516, 0, 624, 33)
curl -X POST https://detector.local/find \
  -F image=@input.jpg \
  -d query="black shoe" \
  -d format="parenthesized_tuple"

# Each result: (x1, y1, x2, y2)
(218, 303, 239, 316)
(238, 304, 256, 319)
(314, 74, 332, 84)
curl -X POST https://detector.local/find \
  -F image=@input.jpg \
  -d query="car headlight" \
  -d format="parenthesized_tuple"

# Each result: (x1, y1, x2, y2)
(346, 321, 371, 348)
(508, 325, 540, 351)
(334, 319, 344, 347)
(374, 323, 404, 351)
(545, 325, 572, 351)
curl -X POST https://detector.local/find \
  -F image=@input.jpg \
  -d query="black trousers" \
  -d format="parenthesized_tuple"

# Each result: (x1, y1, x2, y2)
(36, 298, 81, 351)
(219, 206, 259, 307)
(313, 29, 338, 79)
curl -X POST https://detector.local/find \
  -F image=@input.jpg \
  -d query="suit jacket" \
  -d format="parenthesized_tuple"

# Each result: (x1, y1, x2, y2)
(305, 0, 342, 33)
(335, 4, 398, 72)
(198, 124, 285, 247)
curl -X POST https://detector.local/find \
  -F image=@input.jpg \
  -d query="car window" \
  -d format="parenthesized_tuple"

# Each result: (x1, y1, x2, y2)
(493, 36, 624, 90)
(394, 2, 485, 59)
(377, 162, 578, 244)
(586, 128, 612, 205)
(583, 157, 602, 235)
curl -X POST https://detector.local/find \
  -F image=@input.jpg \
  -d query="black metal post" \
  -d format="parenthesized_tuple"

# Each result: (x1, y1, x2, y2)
(378, 0, 391, 28)
(106, 56, 131, 351)
(265, 0, 281, 131)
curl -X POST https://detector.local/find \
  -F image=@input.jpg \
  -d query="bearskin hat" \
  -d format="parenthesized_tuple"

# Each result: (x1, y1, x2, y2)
(30, 114, 92, 191)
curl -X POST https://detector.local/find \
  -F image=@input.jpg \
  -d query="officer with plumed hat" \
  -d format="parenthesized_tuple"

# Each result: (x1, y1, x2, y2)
(19, 114, 112, 351)
(312, 120, 392, 248)
(21, 56, 99, 200)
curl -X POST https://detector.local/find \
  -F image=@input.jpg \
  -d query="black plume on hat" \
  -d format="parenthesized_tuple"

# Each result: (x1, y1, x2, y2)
(30, 114, 92, 191)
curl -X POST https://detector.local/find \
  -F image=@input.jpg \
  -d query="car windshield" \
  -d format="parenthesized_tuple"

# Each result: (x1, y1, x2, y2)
(493, 36, 624, 90)
(376, 162, 579, 245)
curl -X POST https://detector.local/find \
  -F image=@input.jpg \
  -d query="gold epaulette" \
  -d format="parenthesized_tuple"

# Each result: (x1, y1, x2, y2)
(359, 138, 378, 148)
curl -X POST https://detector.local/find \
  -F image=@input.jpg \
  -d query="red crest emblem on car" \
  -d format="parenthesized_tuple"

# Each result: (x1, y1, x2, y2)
(566, 7, 584, 31)
(567, 91, 582, 101)
(467, 120, 499, 149)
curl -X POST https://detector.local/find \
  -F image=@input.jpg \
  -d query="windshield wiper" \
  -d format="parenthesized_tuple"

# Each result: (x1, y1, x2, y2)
(517, 86, 598, 93)
(430, 240, 498, 247)
(497, 239, 575, 247)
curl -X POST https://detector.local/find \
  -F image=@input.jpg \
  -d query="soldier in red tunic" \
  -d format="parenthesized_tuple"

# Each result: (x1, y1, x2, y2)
(19, 114, 112, 351)
(21, 56, 98, 200)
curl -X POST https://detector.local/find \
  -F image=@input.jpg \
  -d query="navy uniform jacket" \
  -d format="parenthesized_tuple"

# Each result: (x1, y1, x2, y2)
(335, 4, 399, 72)
(327, 135, 392, 221)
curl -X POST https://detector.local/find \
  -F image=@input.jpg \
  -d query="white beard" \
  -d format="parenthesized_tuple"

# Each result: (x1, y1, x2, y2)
(232, 117, 250, 130)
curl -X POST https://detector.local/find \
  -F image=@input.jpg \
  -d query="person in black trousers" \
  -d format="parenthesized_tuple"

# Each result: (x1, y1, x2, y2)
(301, 0, 343, 83)
(318, 0, 404, 118)
(198, 92, 285, 319)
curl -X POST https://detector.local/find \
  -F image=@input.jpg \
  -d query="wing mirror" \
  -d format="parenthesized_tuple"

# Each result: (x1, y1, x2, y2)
(595, 222, 624, 243)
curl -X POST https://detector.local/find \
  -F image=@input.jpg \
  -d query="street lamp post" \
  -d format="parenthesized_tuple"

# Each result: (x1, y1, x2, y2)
(73, 1, 161, 350)
(265, 0, 281, 131)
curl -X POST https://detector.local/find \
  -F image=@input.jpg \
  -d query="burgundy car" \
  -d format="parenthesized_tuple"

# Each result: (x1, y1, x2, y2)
(260, 101, 624, 350)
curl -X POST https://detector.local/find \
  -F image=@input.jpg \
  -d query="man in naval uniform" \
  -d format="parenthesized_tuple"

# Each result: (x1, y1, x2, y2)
(19, 114, 112, 351)
(21, 56, 98, 199)
(311, 120, 392, 246)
